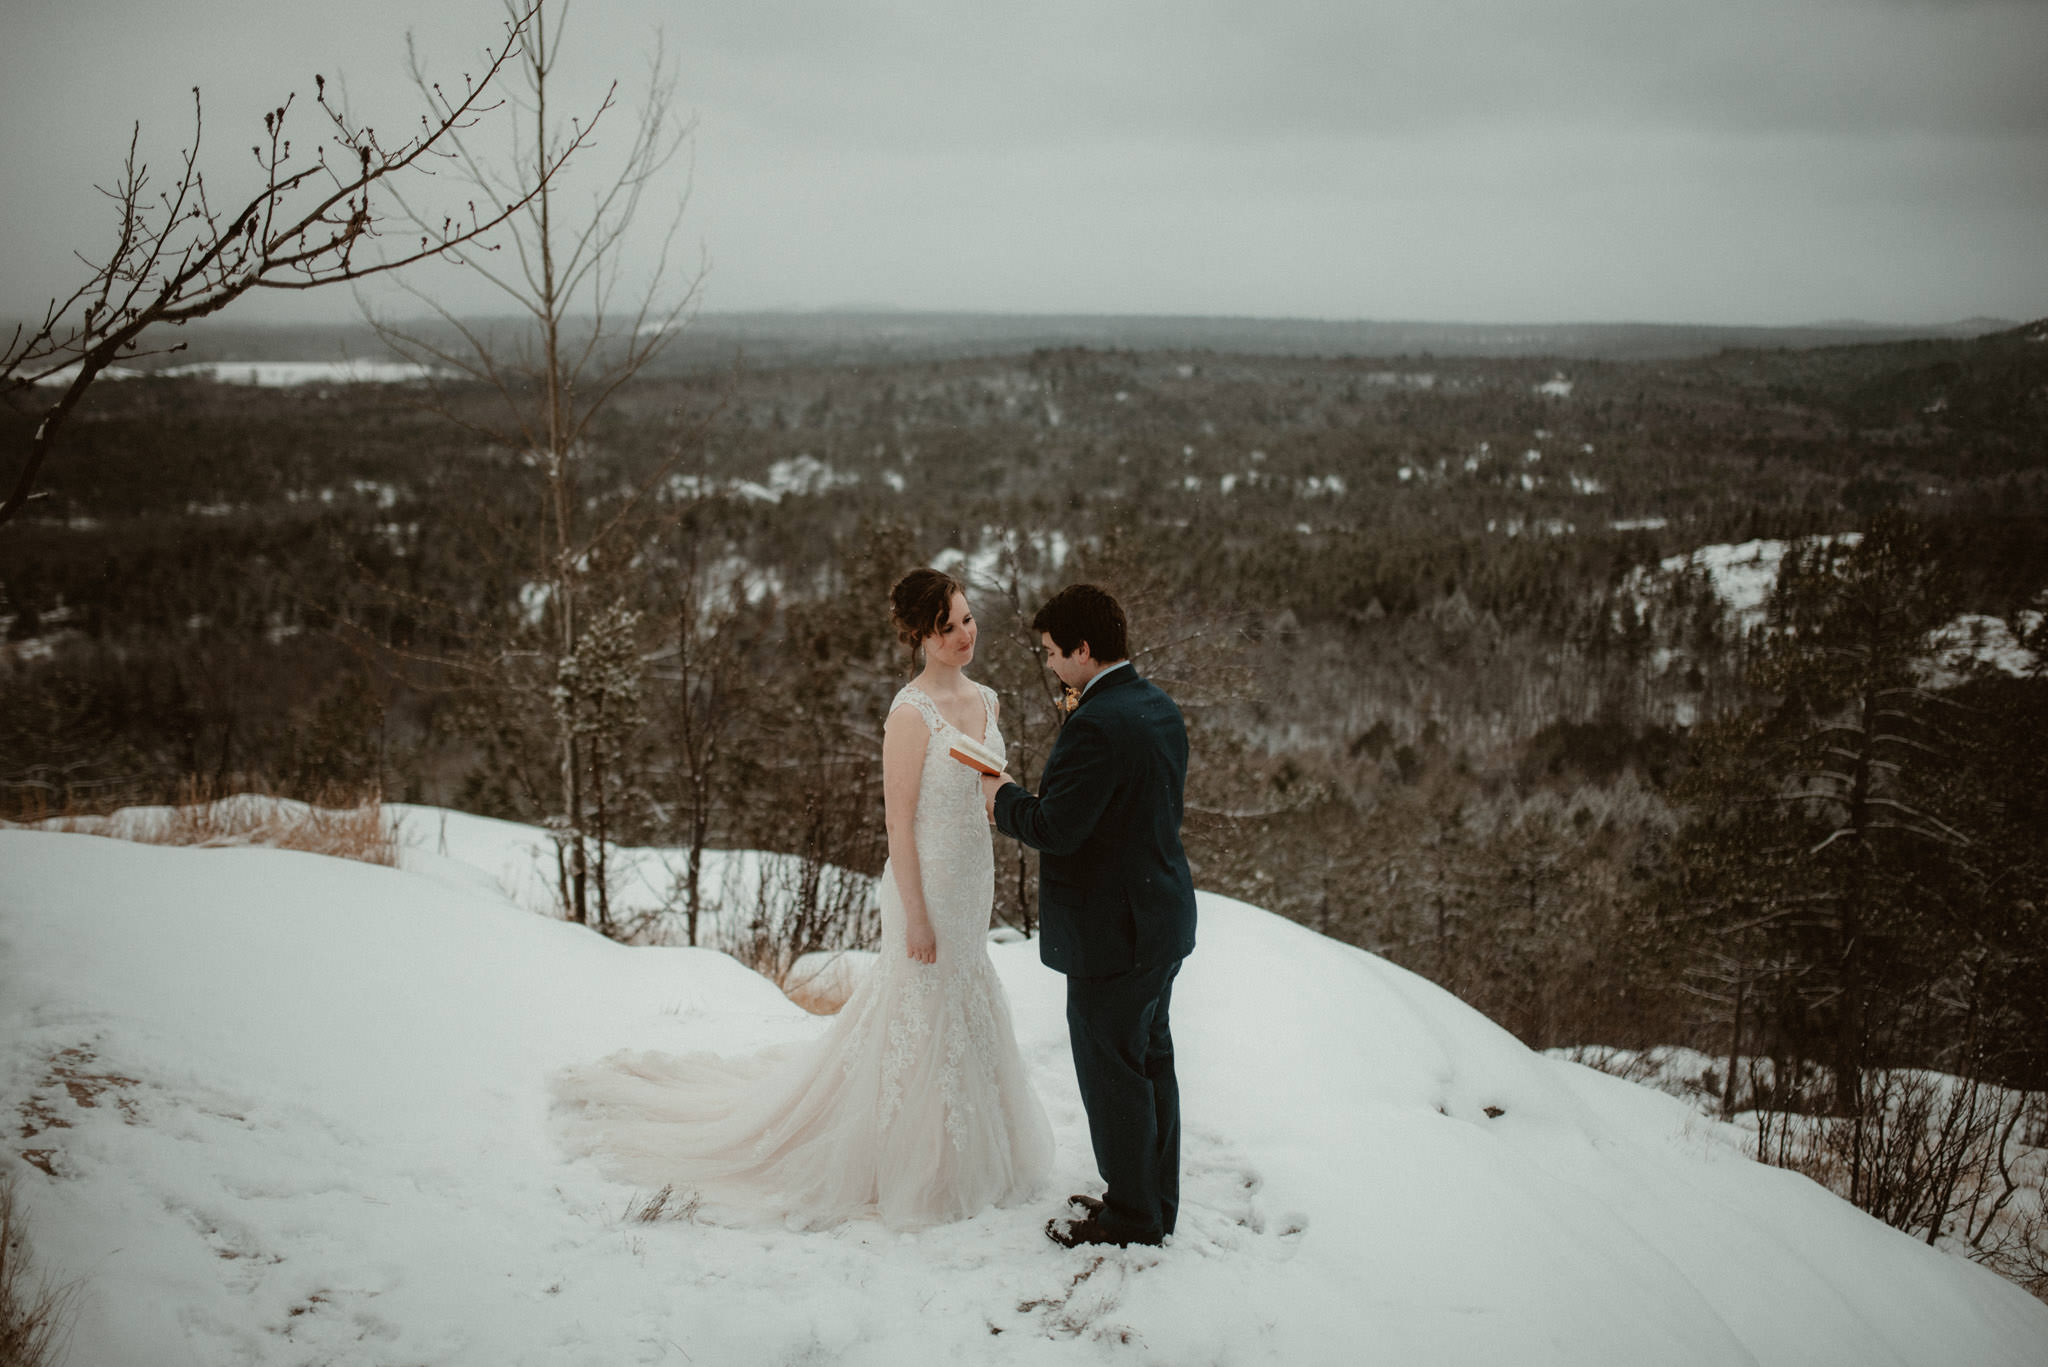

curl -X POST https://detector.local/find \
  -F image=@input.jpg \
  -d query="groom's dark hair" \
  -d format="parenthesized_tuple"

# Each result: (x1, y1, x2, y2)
(1033, 584, 1128, 662)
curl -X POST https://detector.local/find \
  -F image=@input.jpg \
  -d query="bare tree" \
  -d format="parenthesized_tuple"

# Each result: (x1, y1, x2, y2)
(371, 0, 704, 926)
(0, 2, 585, 530)
(653, 503, 768, 946)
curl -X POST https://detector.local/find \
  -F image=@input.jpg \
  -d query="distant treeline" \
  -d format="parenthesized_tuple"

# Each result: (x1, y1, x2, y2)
(23, 310, 2029, 378)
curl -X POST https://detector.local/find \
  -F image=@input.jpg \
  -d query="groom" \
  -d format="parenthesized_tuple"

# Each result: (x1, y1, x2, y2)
(980, 584, 1197, 1249)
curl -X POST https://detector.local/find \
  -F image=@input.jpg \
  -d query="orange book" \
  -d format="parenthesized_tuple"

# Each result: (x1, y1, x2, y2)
(947, 732, 1003, 776)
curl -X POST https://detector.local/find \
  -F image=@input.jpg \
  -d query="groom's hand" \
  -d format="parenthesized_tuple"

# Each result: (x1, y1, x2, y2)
(981, 770, 1012, 820)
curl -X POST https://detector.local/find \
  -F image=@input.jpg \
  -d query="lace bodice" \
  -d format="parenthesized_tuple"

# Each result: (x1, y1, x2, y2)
(884, 682, 1003, 954)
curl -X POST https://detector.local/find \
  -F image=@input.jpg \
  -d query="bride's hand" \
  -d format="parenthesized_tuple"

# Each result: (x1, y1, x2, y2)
(905, 918, 937, 964)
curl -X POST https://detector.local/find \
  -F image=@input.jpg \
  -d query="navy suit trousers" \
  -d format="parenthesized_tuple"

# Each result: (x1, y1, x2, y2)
(1065, 957, 1183, 1243)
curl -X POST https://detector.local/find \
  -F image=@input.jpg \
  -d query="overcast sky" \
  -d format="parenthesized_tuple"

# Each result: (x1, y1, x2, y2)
(4, 0, 2045, 327)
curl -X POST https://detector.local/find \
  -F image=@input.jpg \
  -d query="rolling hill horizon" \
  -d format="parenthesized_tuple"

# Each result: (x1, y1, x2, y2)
(14, 308, 2028, 375)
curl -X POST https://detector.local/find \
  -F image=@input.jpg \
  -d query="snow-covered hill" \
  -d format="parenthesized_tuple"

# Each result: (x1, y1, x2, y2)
(4, 817, 2045, 1366)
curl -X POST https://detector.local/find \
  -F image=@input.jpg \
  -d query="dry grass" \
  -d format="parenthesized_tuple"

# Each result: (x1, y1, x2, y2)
(1759, 1074, 2048, 1304)
(626, 1185, 702, 1223)
(17, 777, 396, 867)
(0, 1170, 75, 1367)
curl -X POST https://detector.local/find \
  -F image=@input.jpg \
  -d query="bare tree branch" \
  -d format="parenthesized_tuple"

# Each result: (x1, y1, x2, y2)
(1, 2, 583, 529)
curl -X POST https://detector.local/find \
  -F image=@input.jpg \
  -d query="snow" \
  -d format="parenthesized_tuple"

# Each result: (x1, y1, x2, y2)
(158, 360, 441, 386)
(666, 457, 859, 506)
(29, 363, 145, 386)
(516, 581, 551, 626)
(1924, 611, 2043, 683)
(351, 480, 401, 510)
(931, 527, 1073, 595)
(1645, 536, 1861, 632)
(764, 455, 859, 498)
(1635, 538, 2041, 677)
(5, 814, 2047, 1365)
(1489, 518, 1575, 538)
(1535, 375, 1574, 398)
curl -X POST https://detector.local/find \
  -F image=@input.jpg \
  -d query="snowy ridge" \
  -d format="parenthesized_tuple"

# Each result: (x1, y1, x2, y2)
(1630, 537, 2042, 679)
(160, 359, 443, 386)
(3, 816, 2045, 1365)
(34, 359, 445, 387)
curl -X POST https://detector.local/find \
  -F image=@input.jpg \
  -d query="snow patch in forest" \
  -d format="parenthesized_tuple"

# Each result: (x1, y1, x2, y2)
(765, 455, 859, 498)
(932, 528, 1073, 593)
(1632, 538, 2040, 678)
(517, 582, 551, 626)
(1652, 537, 1861, 630)
(1489, 518, 1575, 537)
(1925, 612, 2044, 683)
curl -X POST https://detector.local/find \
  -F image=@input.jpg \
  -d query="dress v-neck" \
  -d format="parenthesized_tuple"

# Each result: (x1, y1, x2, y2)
(908, 681, 989, 745)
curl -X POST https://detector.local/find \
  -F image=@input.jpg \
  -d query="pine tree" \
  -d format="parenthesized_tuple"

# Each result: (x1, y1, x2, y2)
(1669, 515, 1975, 1121)
(552, 600, 646, 934)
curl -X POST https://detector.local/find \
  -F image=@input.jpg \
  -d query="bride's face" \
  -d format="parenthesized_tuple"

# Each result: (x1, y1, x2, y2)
(925, 591, 976, 668)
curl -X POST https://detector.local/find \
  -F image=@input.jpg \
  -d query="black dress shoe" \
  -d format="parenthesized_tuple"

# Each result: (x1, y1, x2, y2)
(1067, 1193, 1104, 1218)
(1045, 1214, 1161, 1249)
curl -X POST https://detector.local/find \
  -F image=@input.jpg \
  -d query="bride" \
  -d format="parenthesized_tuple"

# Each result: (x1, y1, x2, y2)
(552, 567, 1053, 1230)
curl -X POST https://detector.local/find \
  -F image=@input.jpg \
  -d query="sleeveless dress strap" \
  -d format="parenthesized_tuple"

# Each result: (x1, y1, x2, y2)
(889, 684, 948, 732)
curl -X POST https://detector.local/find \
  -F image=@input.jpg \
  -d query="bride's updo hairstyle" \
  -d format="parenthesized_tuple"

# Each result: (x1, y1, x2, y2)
(890, 567, 966, 672)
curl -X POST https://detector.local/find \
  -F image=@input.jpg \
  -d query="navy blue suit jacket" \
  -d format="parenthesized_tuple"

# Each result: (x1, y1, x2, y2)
(993, 666, 1197, 978)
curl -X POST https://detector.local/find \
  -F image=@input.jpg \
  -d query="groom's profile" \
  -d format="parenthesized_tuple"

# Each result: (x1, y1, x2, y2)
(981, 584, 1197, 1248)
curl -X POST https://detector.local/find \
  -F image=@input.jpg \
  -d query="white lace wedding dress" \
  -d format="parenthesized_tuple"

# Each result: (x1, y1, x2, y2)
(552, 682, 1053, 1230)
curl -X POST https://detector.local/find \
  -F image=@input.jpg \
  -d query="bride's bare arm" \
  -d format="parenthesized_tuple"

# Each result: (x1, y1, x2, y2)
(882, 705, 938, 963)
